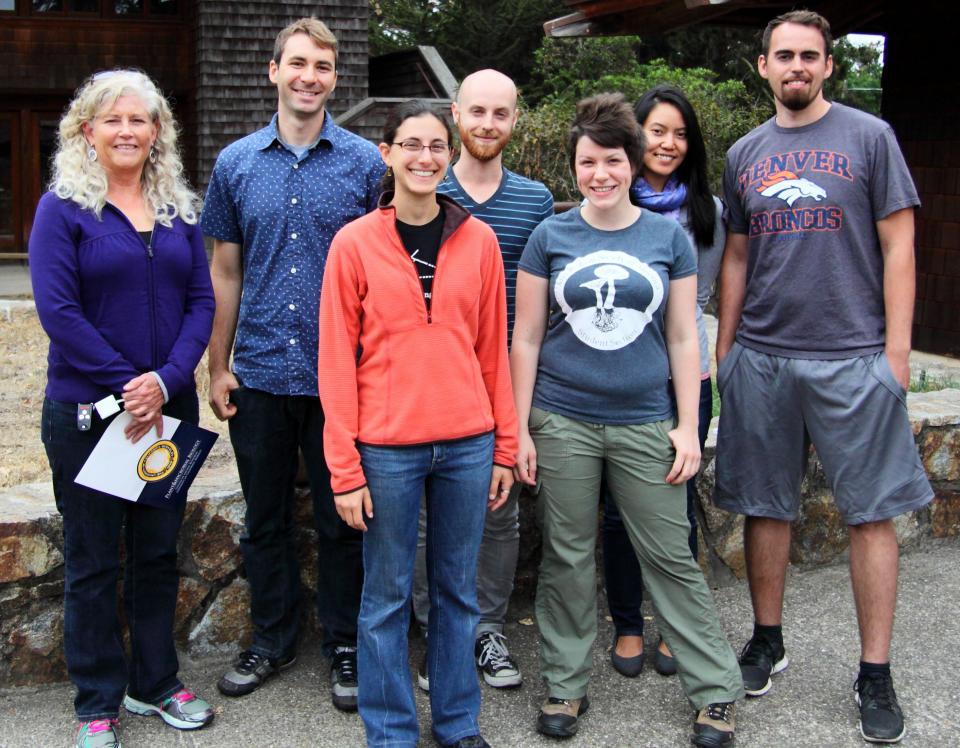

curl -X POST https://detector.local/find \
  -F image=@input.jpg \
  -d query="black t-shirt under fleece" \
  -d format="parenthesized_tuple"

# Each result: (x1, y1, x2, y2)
(396, 206, 444, 310)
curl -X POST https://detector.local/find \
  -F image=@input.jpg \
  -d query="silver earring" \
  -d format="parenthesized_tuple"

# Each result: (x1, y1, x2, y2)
(149, 146, 158, 164)
(86, 146, 97, 162)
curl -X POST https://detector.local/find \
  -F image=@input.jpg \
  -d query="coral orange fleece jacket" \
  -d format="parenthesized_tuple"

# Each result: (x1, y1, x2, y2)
(318, 193, 519, 495)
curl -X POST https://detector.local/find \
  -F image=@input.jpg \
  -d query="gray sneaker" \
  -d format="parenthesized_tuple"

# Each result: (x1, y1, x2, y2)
(123, 688, 214, 730)
(331, 646, 359, 712)
(217, 649, 296, 697)
(74, 719, 121, 748)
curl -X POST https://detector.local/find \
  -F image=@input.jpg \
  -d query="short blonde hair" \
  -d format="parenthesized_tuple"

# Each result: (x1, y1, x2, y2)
(273, 17, 338, 65)
(51, 69, 200, 226)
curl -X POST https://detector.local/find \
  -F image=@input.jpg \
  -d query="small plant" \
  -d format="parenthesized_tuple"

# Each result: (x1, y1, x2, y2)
(909, 369, 960, 393)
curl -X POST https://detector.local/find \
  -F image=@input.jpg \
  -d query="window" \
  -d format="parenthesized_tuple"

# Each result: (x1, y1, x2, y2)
(24, 0, 178, 16)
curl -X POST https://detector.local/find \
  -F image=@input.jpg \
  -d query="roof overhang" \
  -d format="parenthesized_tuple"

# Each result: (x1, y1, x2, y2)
(544, 0, 887, 38)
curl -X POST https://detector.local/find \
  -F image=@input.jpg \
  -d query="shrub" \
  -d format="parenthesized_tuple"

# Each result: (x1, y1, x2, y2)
(507, 59, 771, 201)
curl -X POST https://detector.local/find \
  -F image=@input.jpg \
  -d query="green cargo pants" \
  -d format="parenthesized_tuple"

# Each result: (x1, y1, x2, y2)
(530, 407, 744, 709)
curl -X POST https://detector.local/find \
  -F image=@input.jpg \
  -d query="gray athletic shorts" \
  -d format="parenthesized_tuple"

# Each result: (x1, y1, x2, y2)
(714, 342, 933, 525)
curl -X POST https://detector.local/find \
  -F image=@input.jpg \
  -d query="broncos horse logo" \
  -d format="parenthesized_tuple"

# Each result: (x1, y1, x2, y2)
(757, 170, 827, 206)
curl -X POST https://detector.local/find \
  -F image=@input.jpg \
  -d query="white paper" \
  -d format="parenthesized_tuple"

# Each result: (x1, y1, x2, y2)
(75, 411, 181, 502)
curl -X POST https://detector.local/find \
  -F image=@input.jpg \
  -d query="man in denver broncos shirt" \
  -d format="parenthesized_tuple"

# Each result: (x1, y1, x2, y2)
(715, 10, 931, 745)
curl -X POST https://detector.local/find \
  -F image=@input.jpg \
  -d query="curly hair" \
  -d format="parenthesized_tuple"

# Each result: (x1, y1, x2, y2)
(50, 69, 200, 226)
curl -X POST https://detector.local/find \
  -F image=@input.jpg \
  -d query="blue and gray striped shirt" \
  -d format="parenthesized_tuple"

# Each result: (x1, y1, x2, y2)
(437, 167, 554, 343)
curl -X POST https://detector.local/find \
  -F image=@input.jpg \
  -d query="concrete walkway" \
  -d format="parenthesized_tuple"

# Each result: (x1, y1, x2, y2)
(0, 262, 30, 298)
(2, 544, 958, 747)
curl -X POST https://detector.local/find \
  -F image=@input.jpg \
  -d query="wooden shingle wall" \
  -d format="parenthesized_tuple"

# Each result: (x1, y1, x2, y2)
(195, 0, 370, 189)
(369, 47, 458, 100)
(337, 97, 453, 144)
(884, 17, 960, 355)
(0, 15, 191, 97)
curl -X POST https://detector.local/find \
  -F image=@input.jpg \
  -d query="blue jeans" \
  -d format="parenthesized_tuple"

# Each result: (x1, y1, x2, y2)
(357, 432, 494, 748)
(228, 386, 363, 659)
(603, 378, 712, 637)
(42, 392, 198, 719)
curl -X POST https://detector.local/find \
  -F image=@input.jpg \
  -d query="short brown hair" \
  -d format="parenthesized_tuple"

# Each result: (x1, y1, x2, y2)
(567, 93, 645, 180)
(762, 10, 832, 57)
(273, 17, 338, 65)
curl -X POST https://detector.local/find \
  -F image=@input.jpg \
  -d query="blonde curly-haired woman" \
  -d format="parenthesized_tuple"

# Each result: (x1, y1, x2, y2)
(29, 69, 215, 748)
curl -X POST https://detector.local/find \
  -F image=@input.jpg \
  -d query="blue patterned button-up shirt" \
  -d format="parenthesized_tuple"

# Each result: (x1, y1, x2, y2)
(201, 113, 384, 396)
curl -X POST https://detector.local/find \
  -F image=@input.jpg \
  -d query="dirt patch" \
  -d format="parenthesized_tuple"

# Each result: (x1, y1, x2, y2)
(0, 306, 232, 491)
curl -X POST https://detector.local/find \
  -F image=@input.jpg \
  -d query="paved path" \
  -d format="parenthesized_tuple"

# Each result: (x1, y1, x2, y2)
(0, 262, 29, 298)
(2, 544, 958, 747)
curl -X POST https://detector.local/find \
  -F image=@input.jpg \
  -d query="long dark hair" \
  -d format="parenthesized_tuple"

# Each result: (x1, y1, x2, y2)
(634, 85, 716, 248)
(380, 99, 453, 193)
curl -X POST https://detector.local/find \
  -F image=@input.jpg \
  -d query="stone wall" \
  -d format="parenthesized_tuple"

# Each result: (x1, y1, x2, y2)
(1, 390, 959, 688)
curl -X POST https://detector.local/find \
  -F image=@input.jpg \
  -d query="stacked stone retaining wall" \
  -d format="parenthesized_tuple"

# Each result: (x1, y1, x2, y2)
(1, 390, 958, 688)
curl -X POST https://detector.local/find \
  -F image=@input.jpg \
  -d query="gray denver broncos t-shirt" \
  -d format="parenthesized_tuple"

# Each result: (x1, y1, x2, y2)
(723, 102, 920, 359)
(519, 207, 696, 425)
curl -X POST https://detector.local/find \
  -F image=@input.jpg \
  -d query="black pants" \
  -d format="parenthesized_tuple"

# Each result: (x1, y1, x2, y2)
(228, 386, 363, 658)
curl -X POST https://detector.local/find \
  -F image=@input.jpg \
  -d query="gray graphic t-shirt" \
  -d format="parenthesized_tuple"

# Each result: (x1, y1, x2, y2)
(723, 102, 920, 358)
(519, 207, 696, 424)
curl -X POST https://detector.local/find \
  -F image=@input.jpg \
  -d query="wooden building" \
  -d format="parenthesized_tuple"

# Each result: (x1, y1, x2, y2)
(0, 0, 372, 258)
(340, 45, 457, 142)
(546, 0, 960, 356)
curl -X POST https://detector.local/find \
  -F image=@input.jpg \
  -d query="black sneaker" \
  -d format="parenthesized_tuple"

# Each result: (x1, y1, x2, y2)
(855, 671, 905, 743)
(475, 631, 522, 688)
(437, 735, 491, 748)
(418, 651, 430, 693)
(330, 646, 359, 712)
(217, 649, 296, 697)
(739, 636, 788, 696)
(692, 702, 736, 747)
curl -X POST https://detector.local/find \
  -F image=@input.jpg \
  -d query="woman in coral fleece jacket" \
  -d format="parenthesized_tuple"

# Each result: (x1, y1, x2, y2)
(318, 100, 517, 748)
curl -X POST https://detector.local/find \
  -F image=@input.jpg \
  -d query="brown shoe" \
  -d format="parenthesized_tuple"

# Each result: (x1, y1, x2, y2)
(692, 702, 735, 746)
(537, 695, 590, 738)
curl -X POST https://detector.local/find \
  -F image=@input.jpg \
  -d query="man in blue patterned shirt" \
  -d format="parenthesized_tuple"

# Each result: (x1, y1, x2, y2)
(413, 69, 554, 692)
(200, 18, 383, 711)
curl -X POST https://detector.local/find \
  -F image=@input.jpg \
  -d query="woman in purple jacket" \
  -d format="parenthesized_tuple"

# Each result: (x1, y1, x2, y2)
(29, 70, 215, 748)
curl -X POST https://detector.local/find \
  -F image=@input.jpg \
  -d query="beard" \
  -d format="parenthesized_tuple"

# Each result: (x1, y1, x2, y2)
(777, 78, 823, 111)
(459, 124, 509, 162)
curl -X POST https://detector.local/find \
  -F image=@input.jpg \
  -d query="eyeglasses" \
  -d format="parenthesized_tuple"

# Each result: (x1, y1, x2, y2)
(392, 140, 452, 155)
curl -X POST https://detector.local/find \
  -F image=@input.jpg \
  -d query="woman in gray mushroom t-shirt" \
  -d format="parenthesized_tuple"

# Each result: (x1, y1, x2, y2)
(510, 93, 743, 745)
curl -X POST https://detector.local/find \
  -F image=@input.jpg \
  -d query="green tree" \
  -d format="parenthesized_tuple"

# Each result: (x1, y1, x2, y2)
(369, 0, 567, 83)
(826, 37, 883, 115)
(507, 58, 769, 200)
(524, 36, 643, 103)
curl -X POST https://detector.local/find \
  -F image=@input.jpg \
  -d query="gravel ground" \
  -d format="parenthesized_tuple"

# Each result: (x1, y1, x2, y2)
(0, 306, 233, 490)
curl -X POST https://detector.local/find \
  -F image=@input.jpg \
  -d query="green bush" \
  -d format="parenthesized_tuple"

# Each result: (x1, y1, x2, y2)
(507, 59, 771, 201)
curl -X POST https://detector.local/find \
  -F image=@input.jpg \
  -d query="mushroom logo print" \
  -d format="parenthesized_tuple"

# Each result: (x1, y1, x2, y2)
(554, 249, 663, 350)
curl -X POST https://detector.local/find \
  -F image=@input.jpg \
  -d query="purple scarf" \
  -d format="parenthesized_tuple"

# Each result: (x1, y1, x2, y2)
(630, 176, 687, 223)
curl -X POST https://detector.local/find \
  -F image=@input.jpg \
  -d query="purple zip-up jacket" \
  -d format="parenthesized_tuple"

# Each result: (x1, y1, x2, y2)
(29, 191, 215, 404)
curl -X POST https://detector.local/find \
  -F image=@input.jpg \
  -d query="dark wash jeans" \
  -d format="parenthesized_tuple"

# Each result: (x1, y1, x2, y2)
(602, 377, 712, 636)
(227, 386, 363, 659)
(42, 391, 198, 720)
